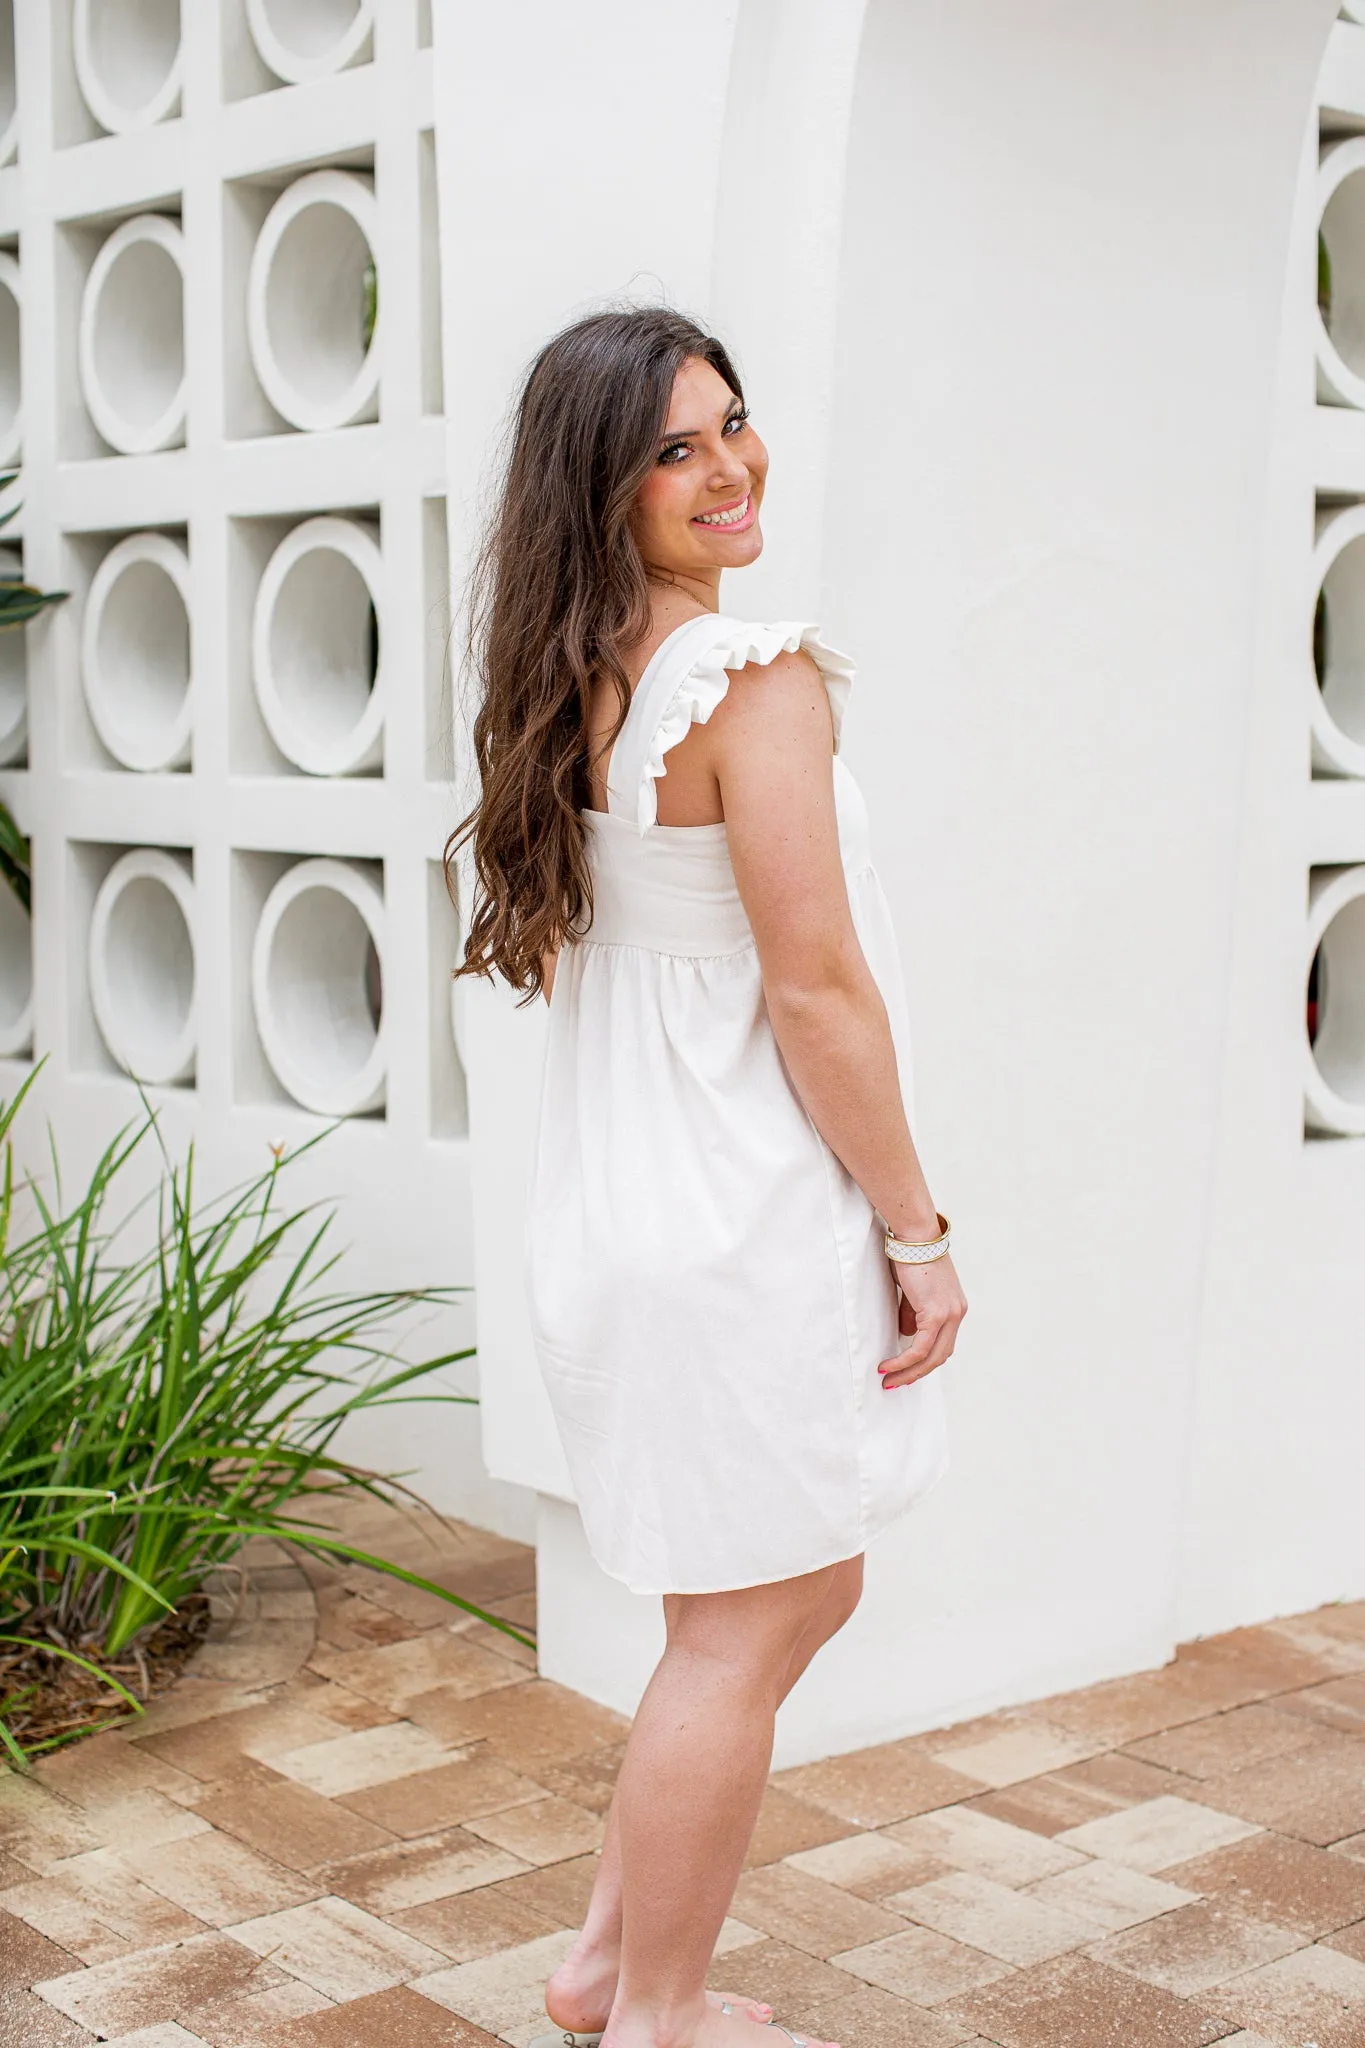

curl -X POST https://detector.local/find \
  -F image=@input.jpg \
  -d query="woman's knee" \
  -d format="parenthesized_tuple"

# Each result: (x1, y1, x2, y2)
(819, 1554, 864, 1641)
(665, 1568, 842, 1680)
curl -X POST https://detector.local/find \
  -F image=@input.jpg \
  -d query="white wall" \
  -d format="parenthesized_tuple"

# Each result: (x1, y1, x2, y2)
(1180, 21, 1365, 1634)
(4, 0, 1356, 1766)
(0, 0, 530, 1546)
(455, 0, 1354, 1767)
(811, 0, 1345, 1754)
(433, 0, 742, 1501)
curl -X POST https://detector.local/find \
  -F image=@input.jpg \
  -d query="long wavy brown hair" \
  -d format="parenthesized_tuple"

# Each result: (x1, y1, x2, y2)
(447, 308, 743, 1000)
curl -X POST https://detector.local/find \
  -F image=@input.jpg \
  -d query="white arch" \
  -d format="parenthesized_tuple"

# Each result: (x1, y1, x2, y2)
(709, 0, 870, 608)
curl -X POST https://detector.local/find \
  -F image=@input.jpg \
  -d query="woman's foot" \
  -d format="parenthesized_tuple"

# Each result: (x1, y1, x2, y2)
(602, 1998, 840, 2048)
(546, 1941, 771, 2035)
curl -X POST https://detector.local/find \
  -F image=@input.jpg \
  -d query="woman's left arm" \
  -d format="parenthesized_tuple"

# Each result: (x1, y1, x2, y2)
(702, 650, 965, 1390)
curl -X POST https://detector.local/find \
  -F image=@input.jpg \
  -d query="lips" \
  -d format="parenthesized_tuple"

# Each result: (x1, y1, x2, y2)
(692, 492, 754, 531)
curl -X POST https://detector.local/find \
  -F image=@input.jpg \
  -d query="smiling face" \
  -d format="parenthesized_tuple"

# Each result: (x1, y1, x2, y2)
(631, 355, 768, 599)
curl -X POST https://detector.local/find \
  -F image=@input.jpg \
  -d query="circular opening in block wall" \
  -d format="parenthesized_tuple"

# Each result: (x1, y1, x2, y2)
(83, 534, 191, 772)
(253, 517, 383, 774)
(1306, 868, 1365, 1135)
(252, 858, 386, 1116)
(248, 172, 379, 432)
(1318, 144, 1365, 408)
(90, 849, 196, 1086)
(73, 0, 182, 134)
(1309, 895, 1365, 1115)
(0, 3, 16, 168)
(1311, 508, 1365, 776)
(0, 547, 27, 767)
(246, 0, 373, 82)
(79, 216, 186, 455)
(364, 934, 381, 1029)
(1316, 531, 1365, 743)
(0, 254, 20, 467)
(0, 880, 31, 1058)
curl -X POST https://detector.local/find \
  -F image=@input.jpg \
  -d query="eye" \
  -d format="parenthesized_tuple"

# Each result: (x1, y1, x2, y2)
(657, 441, 690, 466)
(723, 407, 750, 436)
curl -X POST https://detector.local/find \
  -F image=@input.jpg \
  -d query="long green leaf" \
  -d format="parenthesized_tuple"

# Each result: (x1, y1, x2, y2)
(224, 1522, 535, 1650)
(0, 1099, 490, 1686)
(0, 1634, 142, 1711)
(0, 1634, 144, 1768)
(0, 585, 67, 624)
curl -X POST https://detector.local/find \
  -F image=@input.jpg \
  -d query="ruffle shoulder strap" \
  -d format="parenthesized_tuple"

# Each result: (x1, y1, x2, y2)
(605, 614, 856, 834)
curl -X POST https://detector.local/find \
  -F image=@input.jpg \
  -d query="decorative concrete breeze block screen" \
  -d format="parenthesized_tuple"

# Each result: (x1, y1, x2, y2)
(1310, 15, 1365, 1136)
(0, 0, 468, 1150)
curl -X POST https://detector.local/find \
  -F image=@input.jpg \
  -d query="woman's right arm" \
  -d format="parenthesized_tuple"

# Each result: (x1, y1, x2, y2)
(705, 649, 966, 1390)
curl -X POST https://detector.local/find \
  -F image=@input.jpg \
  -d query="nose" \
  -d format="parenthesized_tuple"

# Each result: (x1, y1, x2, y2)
(709, 444, 749, 490)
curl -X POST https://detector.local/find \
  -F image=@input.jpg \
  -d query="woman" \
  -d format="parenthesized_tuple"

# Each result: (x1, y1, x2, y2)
(453, 308, 965, 2048)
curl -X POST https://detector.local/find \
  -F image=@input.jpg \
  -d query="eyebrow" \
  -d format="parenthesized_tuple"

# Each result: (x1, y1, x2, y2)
(658, 400, 744, 444)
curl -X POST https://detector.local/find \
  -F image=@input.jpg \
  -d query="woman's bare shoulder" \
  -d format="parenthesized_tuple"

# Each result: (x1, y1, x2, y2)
(709, 644, 831, 738)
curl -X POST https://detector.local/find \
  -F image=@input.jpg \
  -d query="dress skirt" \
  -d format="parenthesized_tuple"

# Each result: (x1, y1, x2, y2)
(525, 616, 949, 1596)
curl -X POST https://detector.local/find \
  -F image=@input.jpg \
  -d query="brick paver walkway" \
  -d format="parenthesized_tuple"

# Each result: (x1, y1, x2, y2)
(2, 1500, 1364, 2047)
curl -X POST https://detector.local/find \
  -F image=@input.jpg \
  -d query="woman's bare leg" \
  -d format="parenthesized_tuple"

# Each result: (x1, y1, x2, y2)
(545, 1556, 863, 2039)
(779, 1552, 864, 1696)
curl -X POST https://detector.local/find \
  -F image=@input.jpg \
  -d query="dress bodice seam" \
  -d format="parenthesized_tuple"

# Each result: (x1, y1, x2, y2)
(574, 935, 757, 963)
(582, 807, 728, 840)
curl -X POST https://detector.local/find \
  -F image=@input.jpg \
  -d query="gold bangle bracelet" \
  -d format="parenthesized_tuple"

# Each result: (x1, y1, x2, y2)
(885, 1213, 951, 1265)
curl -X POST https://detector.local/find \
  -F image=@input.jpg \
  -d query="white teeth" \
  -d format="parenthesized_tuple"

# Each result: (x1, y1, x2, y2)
(696, 496, 749, 527)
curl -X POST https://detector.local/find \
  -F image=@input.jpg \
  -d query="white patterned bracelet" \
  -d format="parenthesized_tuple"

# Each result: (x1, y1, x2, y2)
(885, 1213, 951, 1265)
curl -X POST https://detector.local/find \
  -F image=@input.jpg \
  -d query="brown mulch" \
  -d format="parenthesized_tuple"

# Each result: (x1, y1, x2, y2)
(0, 1593, 212, 1759)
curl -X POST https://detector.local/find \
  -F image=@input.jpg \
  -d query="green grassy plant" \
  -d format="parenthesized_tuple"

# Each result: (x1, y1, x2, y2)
(0, 477, 67, 912)
(0, 1078, 527, 1762)
(0, 803, 30, 916)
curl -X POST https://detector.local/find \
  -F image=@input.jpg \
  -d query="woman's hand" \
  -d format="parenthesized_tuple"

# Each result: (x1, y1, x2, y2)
(879, 1255, 966, 1390)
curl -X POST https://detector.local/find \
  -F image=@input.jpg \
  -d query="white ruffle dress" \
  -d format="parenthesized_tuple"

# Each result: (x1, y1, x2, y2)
(526, 614, 949, 1596)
